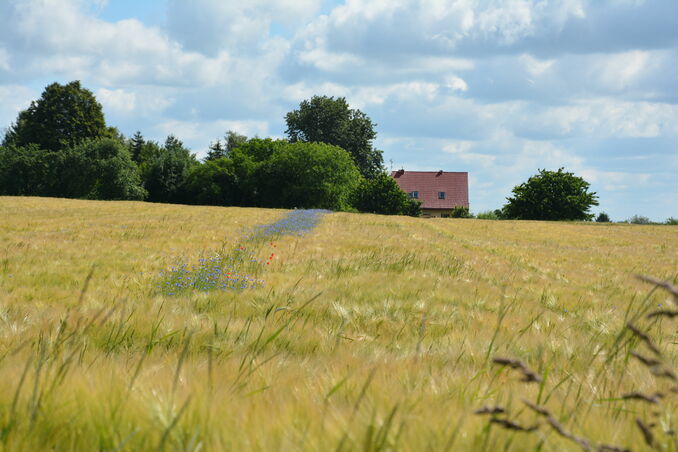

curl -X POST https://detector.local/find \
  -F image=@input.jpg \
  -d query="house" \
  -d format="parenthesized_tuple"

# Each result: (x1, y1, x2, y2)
(391, 169, 469, 218)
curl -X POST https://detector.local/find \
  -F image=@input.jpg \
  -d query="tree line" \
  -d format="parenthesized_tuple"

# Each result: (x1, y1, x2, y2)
(7, 81, 664, 222)
(0, 81, 420, 216)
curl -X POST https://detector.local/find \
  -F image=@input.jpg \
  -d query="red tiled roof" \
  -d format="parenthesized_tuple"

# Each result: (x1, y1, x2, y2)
(391, 170, 468, 210)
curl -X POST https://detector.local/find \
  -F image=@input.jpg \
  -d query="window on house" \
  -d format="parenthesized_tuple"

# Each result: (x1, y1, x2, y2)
(438, 192, 445, 199)
(409, 191, 419, 199)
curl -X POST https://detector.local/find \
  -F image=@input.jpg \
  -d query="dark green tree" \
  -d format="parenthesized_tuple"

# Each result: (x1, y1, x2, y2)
(206, 130, 248, 161)
(450, 206, 472, 218)
(205, 139, 226, 161)
(0, 139, 145, 200)
(257, 141, 360, 210)
(285, 96, 384, 179)
(225, 139, 271, 206)
(163, 135, 185, 153)
(502, 168, 599, 221)
(0, 144, 58, 196)
(595, 212, 611, 223)
(351, 173, 421, 216)
(65, 138, 146, 200)
(628, 215, 651, 224)
(493, 209, 508, 220)
(229, 139, 360, 210)
(476, 210, 499, 220)
(128, 131, 145, 163)
(104, 126, 126, 143)
(3, 81, 107, 151)
(141, 135, 197, 203)
(136, 140, 163, 167)
(226, 130, 248, 154)
(181, 158, 239, 206)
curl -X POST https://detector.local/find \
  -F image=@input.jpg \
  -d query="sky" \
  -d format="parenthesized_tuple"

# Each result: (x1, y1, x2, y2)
(1, 0, 677, 221)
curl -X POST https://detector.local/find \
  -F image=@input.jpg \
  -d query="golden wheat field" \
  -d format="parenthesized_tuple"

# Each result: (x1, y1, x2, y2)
(0, 196, 676, 451)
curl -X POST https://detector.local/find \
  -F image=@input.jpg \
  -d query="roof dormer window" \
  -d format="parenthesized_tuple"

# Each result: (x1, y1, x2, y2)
(409, 191, 419, 199)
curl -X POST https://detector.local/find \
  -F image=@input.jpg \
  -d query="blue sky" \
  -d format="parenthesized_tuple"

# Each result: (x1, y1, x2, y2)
(0, 0, 676, 221)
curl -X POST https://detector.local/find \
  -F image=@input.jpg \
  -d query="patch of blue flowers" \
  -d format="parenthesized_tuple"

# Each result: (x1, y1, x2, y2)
(158, 209, 330, 295)
(158, 248, 265, 295)
(245, 209, 331, 242)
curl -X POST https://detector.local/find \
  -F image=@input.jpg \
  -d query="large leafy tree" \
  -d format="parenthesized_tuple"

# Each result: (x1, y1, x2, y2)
(352, 173, 421, 217)
(226, 138, 275, 206)
(285, 96, 384, 179)
(141, 135, 198, 203)
(0, 144, 60, 196)
(502, 168, 599, 221)
(181, 158, 239, 206)
(60, 139, 146, 200)
(229, 139, 360, 210)
(257, 141, 360, 210)
(0, 139, 145, 200)
(3, 81, 107, 151)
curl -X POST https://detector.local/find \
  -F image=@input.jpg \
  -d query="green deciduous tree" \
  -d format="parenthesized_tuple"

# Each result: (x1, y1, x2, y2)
(181, 158, 239, 206)
(141, 135, 198, 203)
(595, 212, 611, 223)
(65, 138, 147, 200)
(450, 206, 472, 218)
(0, 139, 145, 200)
(0, 144, 57, 196)
(229, 139, 360, 210)
(476, 210, 499, 220)
(628, 215, 651, 224)
(225, 130, 248, 153)
(206, 130, 248, 161)
(502, 168, 599, 221)
(352, 172, 421, 216)
(3, 81, 107, 151)
(258, 141, 360, 210)
(285, 96, 384, 179)
(135, 140, 163, 168)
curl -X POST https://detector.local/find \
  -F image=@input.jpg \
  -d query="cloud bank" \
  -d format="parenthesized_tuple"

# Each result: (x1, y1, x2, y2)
(0, 0, 676, 220)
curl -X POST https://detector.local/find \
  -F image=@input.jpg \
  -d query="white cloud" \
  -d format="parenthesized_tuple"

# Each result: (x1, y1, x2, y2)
(96, 88, 173, 117)
(297, 48, 364, 72)
(443, 141, 474, 154)
(596, 50, 654, 90)
(282, 80, 445, 110)
(1, 0, 246, 87)
(417, 56, 475, 72)
(282, 82, 351, 103)
(515, 140, 584, 170)
(518, 99, 678, 138)
(443, 139, 496, 167)
(0, 84, 36, 130)
(155, 119, 270, 156)
(0, 0, 676, 221)
(166, 0, 322, 56)
(578, 169, 652, 191)
(520, 54, 555, 77)
(445, 75, 468, 92)
(294, 0, 593, 62)
(211, 120, 270, 139)
(97, 88, 136, 114)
